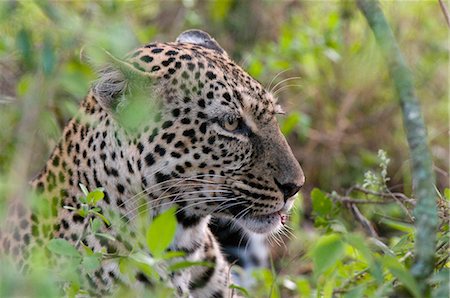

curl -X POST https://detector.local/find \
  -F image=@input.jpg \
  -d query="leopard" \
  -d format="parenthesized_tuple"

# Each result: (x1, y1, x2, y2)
(0, 29, 304, 297)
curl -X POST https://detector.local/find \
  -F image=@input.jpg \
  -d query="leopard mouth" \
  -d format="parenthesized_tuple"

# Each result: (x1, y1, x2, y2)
(236, 210, 288, 234)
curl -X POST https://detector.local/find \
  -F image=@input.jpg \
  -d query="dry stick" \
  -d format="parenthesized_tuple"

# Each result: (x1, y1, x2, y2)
(439, 0, 450, 28)
(349, 203, 379, 238)
(357, 0, 439, 294)
(353, 186, 415, 204)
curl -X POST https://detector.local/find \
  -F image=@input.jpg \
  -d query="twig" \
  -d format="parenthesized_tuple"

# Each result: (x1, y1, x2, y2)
(352, 186, 415, 221)
(330, 188, 414, 207)
(349, 203, 379, 238)
(439, 0, 450, 28)
(386, 188, 415, 222)
(333, 268, 369, 294)
(0, 95, 16, 104)
(357, 0, 439, 293)
(330, 195, 393, 204)
(353, 186, 415, 204)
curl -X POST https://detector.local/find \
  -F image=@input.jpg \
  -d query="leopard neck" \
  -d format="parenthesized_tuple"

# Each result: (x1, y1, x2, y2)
(31, 93, 211, 249)
(31, 94, 142, 218)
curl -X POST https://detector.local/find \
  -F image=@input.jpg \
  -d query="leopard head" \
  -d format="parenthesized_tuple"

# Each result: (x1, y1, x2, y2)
(93, 30, 304, 234)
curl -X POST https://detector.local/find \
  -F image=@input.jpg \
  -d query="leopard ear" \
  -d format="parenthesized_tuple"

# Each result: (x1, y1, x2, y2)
(176, 29, 226, 55)
(92, 50, 152, 112)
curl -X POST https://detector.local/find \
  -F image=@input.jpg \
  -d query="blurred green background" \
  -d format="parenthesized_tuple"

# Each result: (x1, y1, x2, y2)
(0, 0, 447, 194)
(0, 1, 448, 297)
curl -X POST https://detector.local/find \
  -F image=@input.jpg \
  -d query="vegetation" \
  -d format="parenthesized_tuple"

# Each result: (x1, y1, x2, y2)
(0, 1, 448, 297)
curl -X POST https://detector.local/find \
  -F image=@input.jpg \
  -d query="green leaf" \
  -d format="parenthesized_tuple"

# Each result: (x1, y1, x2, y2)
(229, 284, 250, 297)
(47, 239, 81, 258)
(42, 35, 55, 76)
(86, 189, 104, 205)
(370, 238, 395, 256)
(146, 207, 177, 258)
(311, 234, 345, 276)
(82, 255, 101, 272)
(80, 241, 94, 256)
(168, 260, 214, 272)
(247, 59, 263, 77)
(79, 183, 89, 197)
(34, 1, 61, 23)
(344, 236, 387, 288)
(380, 255, 421, 298)
(129, 252, 156, 267)
(78, 206, 88, 218)
(94, 233, 116, 242)
(343, 285, 365, 298)
(160, 250, 186, 260)
(379, 218, 414, 233)
(296, 278, 311, 297)
(59, 62, 95, 98)
(444, 188, 450, 201)
(127, 252, 159, 280)
(90, 218, 102, 233)
(431, 268, 449, 298)
(16, 74, 32, 97)
(311, 188, 333, 216)
(79, 196, 87, 204)
(65, 282, 80, 298)
(90, 211, 110, 226)
(323, 276, 335, 298)
(209, 0, 233, 22)
(280, 112, 301, 135)
(16, 28, 33, 69)
(344, 234, 372, 263)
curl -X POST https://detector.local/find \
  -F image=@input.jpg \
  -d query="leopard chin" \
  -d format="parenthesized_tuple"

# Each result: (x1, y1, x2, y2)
(236, 211, 285, 234)
(232, 196, 296, 234)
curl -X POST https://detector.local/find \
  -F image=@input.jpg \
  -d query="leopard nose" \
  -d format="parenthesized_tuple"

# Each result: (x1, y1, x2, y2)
(274, 179, 303, 201)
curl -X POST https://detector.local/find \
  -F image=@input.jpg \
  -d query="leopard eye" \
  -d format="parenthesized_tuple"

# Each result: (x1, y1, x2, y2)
(223, 116, 239, 132)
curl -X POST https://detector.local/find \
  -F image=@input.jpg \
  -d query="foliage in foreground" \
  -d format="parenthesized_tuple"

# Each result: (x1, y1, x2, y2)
(1, 151, 448, 297)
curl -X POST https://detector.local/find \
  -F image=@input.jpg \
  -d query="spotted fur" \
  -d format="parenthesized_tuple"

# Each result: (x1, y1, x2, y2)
(0, 30, 304, 297)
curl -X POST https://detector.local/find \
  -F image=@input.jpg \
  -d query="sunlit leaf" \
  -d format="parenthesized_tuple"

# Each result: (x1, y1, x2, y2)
(311, 188, 333, 216)
(80, 241, 94, 256)
(280, 112, 302, 135)
(380, 255, 421, 298)
(47, 239, 81, 258)
(82, 255, 101, 272)
(16, 74, 32, 97)
(161, 250, 186, 260)
(444, 188, 450, 201)
(345, 234, 372, 263)
(344, 234, 384, 284)
(379, 218, 414, 233)
(311, 234, 344, 276)
(296, 278, 311, 297)
(323, 276, 335, 298)
(168, 260, 214, 272)
(229, 284, 250, 297)
(146, 207, 177, 258)
(86, 189, 104, 205)
(247, 59, 263, 77)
